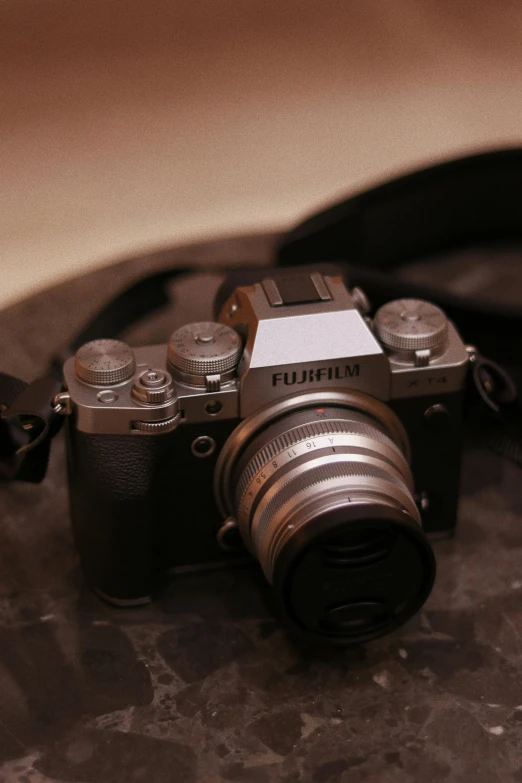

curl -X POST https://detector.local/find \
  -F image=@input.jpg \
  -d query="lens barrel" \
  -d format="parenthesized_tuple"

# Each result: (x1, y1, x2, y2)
(215, 392, 436, 644)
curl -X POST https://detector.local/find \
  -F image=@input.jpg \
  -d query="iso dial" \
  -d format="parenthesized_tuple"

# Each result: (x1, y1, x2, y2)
(374, 299, 448, 363)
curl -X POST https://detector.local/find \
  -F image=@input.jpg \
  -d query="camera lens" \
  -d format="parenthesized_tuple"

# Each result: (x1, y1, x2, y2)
(215, 392, 436, 644)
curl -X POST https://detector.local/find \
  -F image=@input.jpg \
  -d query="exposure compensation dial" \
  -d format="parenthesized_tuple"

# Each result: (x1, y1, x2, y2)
(168, 322, 242, 389)
(374, 299, 449, 366)
(74, 339, 136, 386)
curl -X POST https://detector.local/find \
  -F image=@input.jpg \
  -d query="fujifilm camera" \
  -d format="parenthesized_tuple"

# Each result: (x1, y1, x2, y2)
(62, 270, 471, 644)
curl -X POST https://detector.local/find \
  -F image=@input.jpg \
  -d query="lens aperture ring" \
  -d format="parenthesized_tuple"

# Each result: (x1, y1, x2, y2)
(236, 418, 404, 507)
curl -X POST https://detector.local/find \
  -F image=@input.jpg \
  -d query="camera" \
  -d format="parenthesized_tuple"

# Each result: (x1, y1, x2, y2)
(62, 270, 470, 644)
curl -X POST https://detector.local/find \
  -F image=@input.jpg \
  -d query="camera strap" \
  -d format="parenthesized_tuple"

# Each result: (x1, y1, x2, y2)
(0, 374, 64, 482)
(277, 147, 522, 367)
(2, 149, 522, 482)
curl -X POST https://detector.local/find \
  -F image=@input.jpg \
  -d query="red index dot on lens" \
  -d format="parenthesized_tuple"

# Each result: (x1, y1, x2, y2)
(316, 408, 325, 414)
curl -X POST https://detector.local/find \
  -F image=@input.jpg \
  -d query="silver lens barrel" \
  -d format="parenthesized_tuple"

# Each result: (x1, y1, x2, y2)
(215, 391, 436, 644)
(235, 410, 419, 582)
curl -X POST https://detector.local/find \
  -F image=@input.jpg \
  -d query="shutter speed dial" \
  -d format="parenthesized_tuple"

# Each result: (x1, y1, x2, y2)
(74, 340, 136, 386)
(374, 299, 449, 365)
(168, 322, 242, 388)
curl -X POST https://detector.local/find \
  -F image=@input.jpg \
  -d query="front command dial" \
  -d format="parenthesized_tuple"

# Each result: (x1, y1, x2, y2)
(374, 299, 449, 361)
(74, 339, 136, 386)
(167, 322, 242, 382)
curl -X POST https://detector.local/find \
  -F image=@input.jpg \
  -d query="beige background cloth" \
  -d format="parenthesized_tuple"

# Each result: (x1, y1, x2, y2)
(2, 0, 522, 308)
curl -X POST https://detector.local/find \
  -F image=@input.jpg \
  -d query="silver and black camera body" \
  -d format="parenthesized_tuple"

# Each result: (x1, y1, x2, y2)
(63, 270, 471, 644)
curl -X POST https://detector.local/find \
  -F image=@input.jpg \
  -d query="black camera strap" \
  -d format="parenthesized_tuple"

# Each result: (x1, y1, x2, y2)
(277, 147, 522, 367)
(0, 374, 64, 482)
(2, 148, 522, 482)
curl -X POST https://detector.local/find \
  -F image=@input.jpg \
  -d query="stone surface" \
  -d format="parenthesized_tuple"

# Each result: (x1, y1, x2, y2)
(0, 234, 521, 782)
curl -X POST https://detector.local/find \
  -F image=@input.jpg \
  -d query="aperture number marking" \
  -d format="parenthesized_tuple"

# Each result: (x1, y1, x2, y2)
(237, 431, 383, 520)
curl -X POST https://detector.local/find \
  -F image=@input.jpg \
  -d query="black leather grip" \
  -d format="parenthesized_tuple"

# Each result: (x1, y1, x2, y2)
(66, 426, 176, 602)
